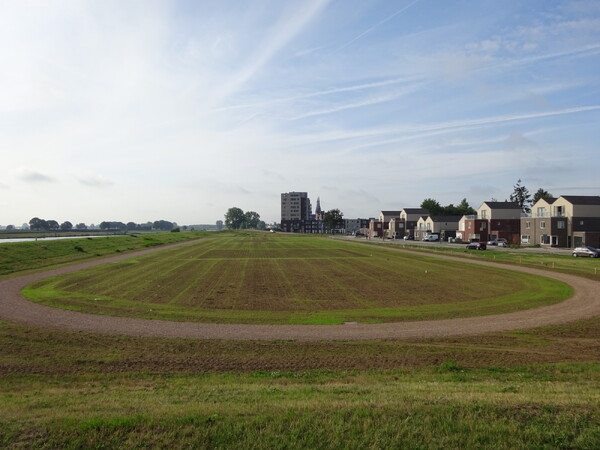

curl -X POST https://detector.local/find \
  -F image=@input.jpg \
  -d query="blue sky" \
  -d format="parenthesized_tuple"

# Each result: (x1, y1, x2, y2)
(1, 0, 599, 226)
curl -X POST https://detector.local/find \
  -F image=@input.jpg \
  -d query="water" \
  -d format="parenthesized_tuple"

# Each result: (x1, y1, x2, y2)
(0, 235, 114, 244)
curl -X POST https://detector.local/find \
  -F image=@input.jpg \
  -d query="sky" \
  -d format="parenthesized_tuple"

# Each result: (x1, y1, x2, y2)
(1, 0, 599, 226)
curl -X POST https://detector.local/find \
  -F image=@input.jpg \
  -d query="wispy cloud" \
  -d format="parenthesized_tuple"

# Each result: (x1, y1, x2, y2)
(17, 169, 57, 184)
(210, 0, 331, 102)
(76, 175, 114, 188)
(337, 0, 423, 51)
(285, 82, 425, 121)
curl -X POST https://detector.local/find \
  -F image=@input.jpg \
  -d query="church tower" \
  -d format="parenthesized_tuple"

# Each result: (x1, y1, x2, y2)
(315, 197, 322, 220)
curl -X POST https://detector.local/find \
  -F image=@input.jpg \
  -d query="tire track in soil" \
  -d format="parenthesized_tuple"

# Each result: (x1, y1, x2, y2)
(1, 239, 599, 341)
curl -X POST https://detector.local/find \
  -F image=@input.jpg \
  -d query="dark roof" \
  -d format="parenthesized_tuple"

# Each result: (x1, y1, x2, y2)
(482, 201, 521, 209)
(429, 215, 461, 222)
(380, 211, 402, 215)
(402, 208, 428, 214)
(531, 197, 557, 205)
(560, 195, 600, 205)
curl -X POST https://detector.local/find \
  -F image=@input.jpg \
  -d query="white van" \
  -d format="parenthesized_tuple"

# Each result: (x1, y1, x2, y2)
(422, 234, 439, 242)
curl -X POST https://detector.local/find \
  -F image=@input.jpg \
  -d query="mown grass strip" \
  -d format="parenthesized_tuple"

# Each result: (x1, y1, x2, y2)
(1, 364, 598, 449)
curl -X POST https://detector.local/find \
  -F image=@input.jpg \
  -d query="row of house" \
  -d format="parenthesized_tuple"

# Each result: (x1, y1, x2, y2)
(280, 191, 600, 248)
(364, 196, 600, 248)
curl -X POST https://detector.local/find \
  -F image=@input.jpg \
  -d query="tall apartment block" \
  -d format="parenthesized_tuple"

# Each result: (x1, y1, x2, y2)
(281, 192, 322, 233)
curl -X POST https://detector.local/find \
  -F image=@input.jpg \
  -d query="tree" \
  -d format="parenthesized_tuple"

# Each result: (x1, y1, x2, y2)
(509, 179, 532, 213)
(29, 217, 48, 231)
(323, 209, 344, 232)
(420, 198, 442, 216)
(243, 211, 261, 229)
(153, 220, 174, 231)
(60, 221, 73, 231)
(456, 198, 476, 216)
(225, 207, 245, 229)
(532, 188, 553, 204)
(46, 220, 60, 231)
(76, 223, 87, 230)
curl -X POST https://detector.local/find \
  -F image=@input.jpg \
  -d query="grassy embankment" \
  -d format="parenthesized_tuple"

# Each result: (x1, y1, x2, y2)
(21, 233, 571, 324)
(0, 231, 212, 277)
(1, 232, 598, 448)
(359, 237, 600, 280)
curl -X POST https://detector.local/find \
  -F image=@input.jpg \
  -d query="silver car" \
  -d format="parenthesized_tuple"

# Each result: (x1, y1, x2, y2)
(572, 246, 600, 258)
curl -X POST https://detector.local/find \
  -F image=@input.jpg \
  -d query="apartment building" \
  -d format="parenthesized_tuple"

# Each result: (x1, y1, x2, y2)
(521, 196, 600, 247)
(280, 192, 313, 233)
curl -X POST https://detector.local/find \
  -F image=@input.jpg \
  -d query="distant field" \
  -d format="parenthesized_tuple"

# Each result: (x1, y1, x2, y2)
(22, 233, 571, 324)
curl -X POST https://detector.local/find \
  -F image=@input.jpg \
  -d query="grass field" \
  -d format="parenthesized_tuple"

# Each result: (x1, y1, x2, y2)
(0, 231, 211, 277)
(368, 238, 600, 280)
(1, 232, 599, 448)
(21, 233, 571, 324)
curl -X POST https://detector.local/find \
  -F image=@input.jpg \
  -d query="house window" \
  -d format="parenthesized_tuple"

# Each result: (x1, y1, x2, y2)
(481, 210, 487, 219)
(555, 206, 565, 217)
(525, 221, 531, 229)
(521, 235, 530, 244)
(537, 207, 546, 217)
(540, 221, 546, 229)
(580, 220, 584, 226)
(467, 222, 472, 229)
(557, 221, 565, 229)
(552, 236, 558, 246)
(541, 235, 550, 245)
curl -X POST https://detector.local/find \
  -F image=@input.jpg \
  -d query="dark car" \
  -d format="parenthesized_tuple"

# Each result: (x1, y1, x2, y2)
(466, 242, 487, 250)
(572, 246, 600, 258)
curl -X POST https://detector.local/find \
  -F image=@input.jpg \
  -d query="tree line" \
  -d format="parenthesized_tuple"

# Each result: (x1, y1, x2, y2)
(419, 181, 553, 216)
(27, 217, 178, 232)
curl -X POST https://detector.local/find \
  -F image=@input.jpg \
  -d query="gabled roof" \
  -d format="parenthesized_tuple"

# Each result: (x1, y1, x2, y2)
(402, 208, 429, 214)
(560, 195, 600, 205)
(532, 197, 557, 205)
(380, 211, 402, 215)
(481, 201, 521, 209)
(428, 215, 461, 222)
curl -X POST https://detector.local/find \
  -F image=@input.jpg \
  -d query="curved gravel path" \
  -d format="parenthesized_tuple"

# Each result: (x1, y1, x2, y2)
(1, 241, 599, 341)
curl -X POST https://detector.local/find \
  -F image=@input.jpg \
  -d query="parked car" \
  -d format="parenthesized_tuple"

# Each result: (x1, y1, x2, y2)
(403, 235, 414, 240)
(422, 234, 439, 242)
(572, 246, 600, 258)
(466, 242, 487, 250)
(487, 238, 508, 246)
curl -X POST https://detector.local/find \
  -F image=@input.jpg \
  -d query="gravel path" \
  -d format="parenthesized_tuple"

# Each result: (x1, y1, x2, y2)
(1, 241, 599, 341)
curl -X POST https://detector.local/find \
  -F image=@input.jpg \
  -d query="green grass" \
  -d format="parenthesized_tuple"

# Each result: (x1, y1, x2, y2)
(21, 233, 571, 324)
(1, 232, 599, 448)
(1, 363, 598, 449)
(367, 238, 600, 280)
(0, 231, 213, 277)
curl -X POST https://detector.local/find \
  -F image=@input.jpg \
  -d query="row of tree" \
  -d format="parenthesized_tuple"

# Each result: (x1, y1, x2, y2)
(419, 198, 476, 217)
(417, 181, 553, 217)
(224, 208, 266, 230)
(28, 217, 178, 232)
